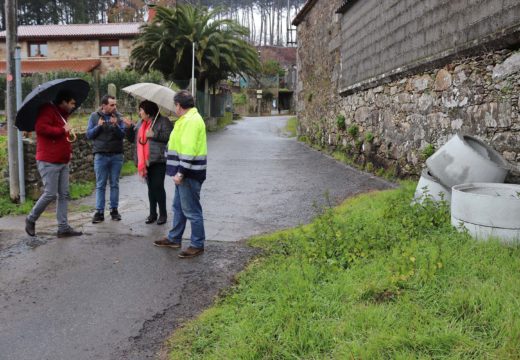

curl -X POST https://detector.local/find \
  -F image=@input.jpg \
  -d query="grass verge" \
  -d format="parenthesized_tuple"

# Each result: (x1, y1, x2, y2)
(284, 117, 298, 137)
(0, 181, 34, 216)
(215, 111, 234, 131)
(166, 182, 520, 359)
(121, 160, 137, 177)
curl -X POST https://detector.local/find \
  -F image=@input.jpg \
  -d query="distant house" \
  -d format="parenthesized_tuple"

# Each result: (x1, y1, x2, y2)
(0, 23, 142, 75)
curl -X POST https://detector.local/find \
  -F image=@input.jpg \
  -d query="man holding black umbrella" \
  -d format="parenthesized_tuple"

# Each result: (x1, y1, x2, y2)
(25, 90, 83, 238)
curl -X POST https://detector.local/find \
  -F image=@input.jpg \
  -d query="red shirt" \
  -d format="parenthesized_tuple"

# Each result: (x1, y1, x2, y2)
(35, 103, 72, 163)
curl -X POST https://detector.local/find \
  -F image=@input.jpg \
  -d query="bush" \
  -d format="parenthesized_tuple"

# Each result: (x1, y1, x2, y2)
(347, 124, 359, 138)
(421, 143, 435, 159)
(232, 92, 247, 106)
(0, 69, 165, 113)
(365, 132, 374, 143)
(336, 115, 346, 130)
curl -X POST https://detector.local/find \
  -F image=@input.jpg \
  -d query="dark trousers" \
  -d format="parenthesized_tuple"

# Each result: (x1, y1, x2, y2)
(146, 162, 167, 217)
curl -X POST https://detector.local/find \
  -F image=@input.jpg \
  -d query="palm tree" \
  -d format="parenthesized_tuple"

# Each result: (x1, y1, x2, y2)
(131, 4, 260, 91)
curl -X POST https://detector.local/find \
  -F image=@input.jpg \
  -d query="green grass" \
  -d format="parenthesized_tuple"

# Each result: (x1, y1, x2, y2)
(284, 117, 298, 137)
(67, 112, 139, 133)
(166, 182, 520, 359)
(69, 181, 94, 200)
(0, 135, 7, 172)
(121, 160, 137, 176)
(214, 111, 234, 131)
(0, 181, 34, 216)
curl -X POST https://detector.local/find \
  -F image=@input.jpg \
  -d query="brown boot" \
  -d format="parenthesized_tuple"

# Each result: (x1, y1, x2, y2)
(153, 238, 181, 248)
(178, 246, 204, 258)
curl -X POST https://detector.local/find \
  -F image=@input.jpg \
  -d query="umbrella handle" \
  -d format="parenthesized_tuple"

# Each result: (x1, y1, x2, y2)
(67, 128, 77, 143)
(60, 114, 77, 143)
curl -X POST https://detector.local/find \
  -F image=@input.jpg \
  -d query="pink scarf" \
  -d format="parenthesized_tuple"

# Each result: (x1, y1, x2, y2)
(137, 119, 151, 178)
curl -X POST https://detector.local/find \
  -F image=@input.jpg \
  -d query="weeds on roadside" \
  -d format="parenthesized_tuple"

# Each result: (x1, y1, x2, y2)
(0, 180, 34, 216)
(165, 183, 520, 359)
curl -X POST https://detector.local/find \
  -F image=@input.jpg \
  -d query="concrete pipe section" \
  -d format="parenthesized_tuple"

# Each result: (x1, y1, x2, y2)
(413, 169, 451, 204)
(451, 182, 520, 244)
(426, 134, 509, 189)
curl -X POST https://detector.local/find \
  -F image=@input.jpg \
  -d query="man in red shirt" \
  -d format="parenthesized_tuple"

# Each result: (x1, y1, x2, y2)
(25, 90, 83, 238)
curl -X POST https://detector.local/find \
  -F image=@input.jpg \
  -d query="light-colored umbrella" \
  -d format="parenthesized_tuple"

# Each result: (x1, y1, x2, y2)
(122, 82, 177, 112)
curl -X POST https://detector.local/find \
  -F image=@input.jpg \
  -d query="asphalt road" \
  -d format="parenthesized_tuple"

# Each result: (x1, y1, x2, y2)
(0, 115, 393, 360)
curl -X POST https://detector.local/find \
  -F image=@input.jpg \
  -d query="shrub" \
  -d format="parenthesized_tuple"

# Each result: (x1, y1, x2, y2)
(336, 115, 346, 130)
(365, 132, 374, 143)
(347, 124, 359, 138)
(421, 143, 435, 159)
(233, 92, 247, 106)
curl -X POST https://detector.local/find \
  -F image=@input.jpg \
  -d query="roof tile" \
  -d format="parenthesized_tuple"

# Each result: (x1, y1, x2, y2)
(0, 23, 142, 40)
(0, 59, 101, 74)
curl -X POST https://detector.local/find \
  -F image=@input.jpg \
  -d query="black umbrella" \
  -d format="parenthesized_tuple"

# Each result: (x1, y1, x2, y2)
(15, 78, 90, 132)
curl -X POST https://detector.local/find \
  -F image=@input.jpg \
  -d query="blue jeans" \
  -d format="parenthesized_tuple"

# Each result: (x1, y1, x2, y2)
(94, 153, 124, 211)
(167, 177, 205, 249)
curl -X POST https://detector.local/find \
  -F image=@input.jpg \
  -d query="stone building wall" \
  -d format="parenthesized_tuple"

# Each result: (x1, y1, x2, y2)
(23, 134, 135, 199)
(0, 38, 133, 74)
(296, 1, 520, 182)
(338, 0, 520, 92)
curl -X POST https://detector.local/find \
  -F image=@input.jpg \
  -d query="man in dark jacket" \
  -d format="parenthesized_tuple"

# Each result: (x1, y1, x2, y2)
(86, 95, 127, 223)
(25, 90, 83, 238)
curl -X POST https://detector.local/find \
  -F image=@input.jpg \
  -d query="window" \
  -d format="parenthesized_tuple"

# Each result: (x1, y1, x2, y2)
(99, 40, 119, 56)
(28, 42, 48, 57)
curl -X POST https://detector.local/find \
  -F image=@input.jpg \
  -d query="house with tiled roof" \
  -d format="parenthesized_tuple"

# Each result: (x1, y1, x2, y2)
(0, 23, 142, 75)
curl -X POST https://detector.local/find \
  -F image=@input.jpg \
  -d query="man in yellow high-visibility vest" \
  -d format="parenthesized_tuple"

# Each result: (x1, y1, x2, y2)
(154, 90, 207, 258)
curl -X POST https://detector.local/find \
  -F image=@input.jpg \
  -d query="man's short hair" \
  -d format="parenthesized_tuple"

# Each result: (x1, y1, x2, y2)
(101, 95, 116, 105)
(174, 90, 195, 109)
(53, 90, 75, 105)
(139, 100, 159, 118)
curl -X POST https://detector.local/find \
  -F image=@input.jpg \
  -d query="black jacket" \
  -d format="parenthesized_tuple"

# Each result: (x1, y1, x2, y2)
(86, 111, 126, 154)
(126, 114, 173, 165)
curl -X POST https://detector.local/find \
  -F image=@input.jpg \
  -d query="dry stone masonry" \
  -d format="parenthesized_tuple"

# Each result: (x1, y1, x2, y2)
(22, 134, 135, 199)
(295, 0, 520, 182)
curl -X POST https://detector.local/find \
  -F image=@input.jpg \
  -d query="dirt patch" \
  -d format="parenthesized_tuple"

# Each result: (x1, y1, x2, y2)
(109, 241, 261, 360)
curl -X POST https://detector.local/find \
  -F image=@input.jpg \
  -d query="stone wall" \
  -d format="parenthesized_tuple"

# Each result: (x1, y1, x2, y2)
(296, 0, 520, 182)
(23, 134, 135, 199)
(0, 38, 133, 74)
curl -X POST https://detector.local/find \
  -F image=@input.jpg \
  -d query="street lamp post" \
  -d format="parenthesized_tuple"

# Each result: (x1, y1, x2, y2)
(192, 42, 196, 97)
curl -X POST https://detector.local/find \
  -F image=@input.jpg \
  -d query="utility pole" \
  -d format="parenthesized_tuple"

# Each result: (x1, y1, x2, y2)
(191, 42, 196, 97)
(287, 0, 290, 45)
(5, 0, 20, 202)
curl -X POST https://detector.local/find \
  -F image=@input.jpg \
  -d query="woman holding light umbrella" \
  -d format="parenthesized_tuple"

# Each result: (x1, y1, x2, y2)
(124, 100, 173, 225)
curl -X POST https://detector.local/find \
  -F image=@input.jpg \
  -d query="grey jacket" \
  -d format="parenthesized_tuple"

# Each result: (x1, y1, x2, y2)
(126, 114, 173, 165)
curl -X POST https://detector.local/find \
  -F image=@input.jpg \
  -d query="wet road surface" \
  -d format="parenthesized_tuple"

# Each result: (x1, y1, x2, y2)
(0, 116, 393, 359)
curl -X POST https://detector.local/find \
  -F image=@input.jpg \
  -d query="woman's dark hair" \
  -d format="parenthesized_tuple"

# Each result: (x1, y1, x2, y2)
(173, 90, 195, 109)
(53, 90, 75, 105)
(139, 100, 159, 118)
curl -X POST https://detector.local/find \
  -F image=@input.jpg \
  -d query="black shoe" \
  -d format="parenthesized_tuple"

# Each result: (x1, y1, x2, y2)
(25, 217, 35, 236)
(57, 228, 83, 238)
(92, 211, 104, 224)
(157, 215, 167, 225)
(145, 215, 157, 224)
(110, 208, 121, 221)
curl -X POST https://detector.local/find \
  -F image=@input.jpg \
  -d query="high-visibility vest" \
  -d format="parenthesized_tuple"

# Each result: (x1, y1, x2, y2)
(166, 107, 207, 181)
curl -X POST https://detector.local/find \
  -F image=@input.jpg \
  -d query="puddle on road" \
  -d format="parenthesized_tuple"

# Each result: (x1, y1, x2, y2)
(0, 232, 53, 262)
